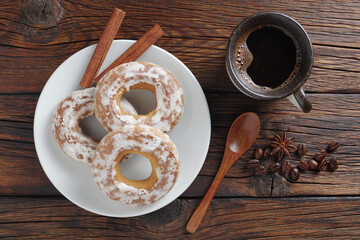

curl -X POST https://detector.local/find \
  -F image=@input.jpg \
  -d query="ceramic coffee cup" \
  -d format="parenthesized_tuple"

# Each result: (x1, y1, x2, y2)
(226, 12, 313, 113)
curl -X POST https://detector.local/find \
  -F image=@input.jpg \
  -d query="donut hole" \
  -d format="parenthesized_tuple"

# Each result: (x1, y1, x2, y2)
(80, 115, 107, 141)
(121, 87, 157, 115)
(118, 153, 152, 181)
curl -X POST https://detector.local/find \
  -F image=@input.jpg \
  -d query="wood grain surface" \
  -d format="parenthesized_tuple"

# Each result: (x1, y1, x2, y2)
(1, 197, 360, 239)
(0, 0, 359, 238)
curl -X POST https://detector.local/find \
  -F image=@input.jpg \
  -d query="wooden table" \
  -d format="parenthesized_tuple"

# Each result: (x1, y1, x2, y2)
(1, 0, 359, 238)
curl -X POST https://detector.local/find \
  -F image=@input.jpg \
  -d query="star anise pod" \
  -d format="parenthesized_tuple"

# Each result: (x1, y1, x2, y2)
(269, 131, 296, 160)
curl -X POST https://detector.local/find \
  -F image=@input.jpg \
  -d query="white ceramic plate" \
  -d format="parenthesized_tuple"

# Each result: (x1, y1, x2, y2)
(33, 40, 211, 217)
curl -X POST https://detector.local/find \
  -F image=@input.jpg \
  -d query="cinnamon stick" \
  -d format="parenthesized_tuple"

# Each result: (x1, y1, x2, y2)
(95, 24, 164, 82)
(79, 8, 125, 88)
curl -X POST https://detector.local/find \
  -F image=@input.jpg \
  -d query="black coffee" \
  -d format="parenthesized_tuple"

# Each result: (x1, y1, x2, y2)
(246, 26, 297, 88)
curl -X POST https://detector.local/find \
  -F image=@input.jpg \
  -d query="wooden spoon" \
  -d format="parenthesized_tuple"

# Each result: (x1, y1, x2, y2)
(186, 112, 260, 233)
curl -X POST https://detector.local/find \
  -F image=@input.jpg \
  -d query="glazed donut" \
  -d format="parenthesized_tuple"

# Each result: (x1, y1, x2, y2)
(92, 124, 180, 206)
(94, 61, 184, 133)
(52, 87, 137, 165)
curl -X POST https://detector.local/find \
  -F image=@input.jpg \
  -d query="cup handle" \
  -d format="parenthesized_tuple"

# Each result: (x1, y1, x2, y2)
(287, 88, 312, 113)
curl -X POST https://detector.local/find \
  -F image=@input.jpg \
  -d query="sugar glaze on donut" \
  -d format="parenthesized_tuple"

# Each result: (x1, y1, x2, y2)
(92, 124, 180, 206)
(94, 62, 184, 133)
(52, 87, 137, 165)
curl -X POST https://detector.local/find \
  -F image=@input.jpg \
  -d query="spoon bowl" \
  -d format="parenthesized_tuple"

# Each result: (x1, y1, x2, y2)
(186, 112, 260, 233)
(227, 112, 261, 156)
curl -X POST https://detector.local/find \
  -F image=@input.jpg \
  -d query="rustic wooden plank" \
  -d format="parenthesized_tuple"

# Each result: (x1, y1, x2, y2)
(0, 0, 359, 93)
(0, 136, 249, 197)
(0, 39, 360, 93)
(0, 93, 359, 197)
(0, 95, 36, 122)
(0, 140, 59, 196)
(1, 0, 359, 47)
(2, 40, 359, 93)
(4, 92, 358, 138)
(1, 41, 359, 94)
(6, 92, 360, 135)
(0, 120, 33, 142)
(0, 196, 359, 239)
(0, 137, 251, 197)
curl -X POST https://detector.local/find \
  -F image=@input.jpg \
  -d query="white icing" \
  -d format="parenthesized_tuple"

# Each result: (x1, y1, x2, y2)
(92, 124, 180, 206)
(52, 87, 137, 165)
(94, 62, 184, 133)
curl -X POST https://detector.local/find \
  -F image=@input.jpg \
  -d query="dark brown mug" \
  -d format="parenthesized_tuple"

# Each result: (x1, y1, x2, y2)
(226, 12, 313, 113)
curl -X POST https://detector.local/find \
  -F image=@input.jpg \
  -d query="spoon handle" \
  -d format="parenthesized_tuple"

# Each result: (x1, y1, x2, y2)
(186, 159, 233, 233)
